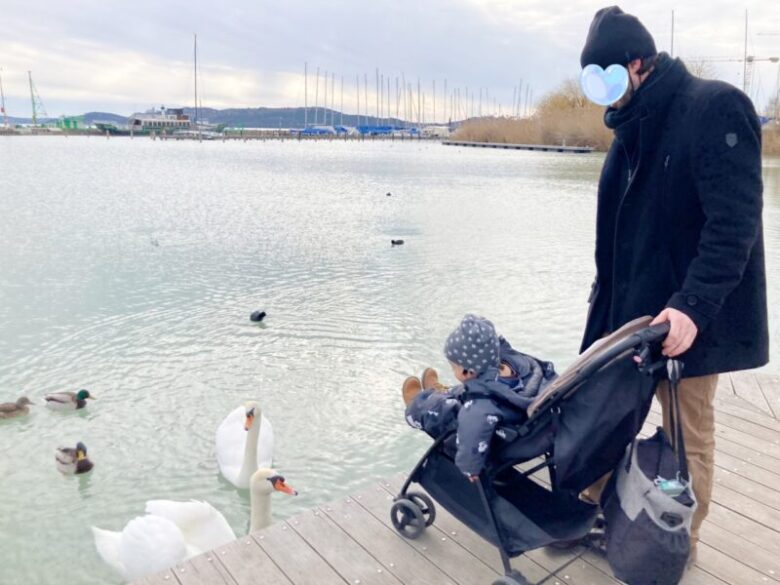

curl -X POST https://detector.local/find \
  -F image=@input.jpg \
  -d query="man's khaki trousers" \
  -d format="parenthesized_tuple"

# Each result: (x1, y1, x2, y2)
(584, 374, 718, 547)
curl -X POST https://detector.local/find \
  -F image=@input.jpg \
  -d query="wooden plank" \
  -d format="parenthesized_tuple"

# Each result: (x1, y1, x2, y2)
(441, 140, 593, 153)
(212, 534, 292, 585)
(713, 465, 780, 511)
(730, 371, 773, 416)
(322, 491, 463, 585)
(380, 474, 574, 580)
(713, 449, 780, 492)
(698, 522, 780, 582)
(173, 553, 236, 585)
(132, 570, 181, 585)
(554, 554, 621, 584)
(713, 396, 780, 432)
(253, 521, 347, 585)
(755, 374, 780, 420)
(355, 482, 505, 584)
(717, 375, 736, 397)
(714, 410, 780, 444)
(289, 507, 403, 585)
(712, 424, 780, 461)
(705, 501, 780, 556)
(696, 542, 780, 584)
(710, 434, 780, 476)
(710, 483, 780, 533)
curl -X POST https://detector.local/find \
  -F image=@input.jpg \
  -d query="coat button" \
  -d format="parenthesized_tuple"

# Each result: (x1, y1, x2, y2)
(686, 295, 698, 307)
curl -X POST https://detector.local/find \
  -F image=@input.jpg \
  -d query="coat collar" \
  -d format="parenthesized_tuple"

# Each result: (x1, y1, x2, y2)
(604, 52, 689, 135)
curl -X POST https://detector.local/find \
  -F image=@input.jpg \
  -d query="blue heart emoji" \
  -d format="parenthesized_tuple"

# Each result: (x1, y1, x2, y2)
(580, 64, 630, 106)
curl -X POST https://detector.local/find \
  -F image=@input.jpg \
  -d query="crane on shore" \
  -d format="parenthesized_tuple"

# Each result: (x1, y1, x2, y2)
(27, 71, 48, 126)
(695, 55, 779, 96)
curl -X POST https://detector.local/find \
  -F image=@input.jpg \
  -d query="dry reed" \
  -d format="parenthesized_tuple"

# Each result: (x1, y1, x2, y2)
(763, 124, 780, 157)
(453, 78, 780, 156)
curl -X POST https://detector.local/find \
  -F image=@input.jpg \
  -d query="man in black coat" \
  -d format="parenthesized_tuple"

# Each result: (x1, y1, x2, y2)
(579, 6, 769, 560)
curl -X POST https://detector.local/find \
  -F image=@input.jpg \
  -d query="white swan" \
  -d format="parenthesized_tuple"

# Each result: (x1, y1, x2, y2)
(92, 468, 297, 582)
(216, 401, 274, 488)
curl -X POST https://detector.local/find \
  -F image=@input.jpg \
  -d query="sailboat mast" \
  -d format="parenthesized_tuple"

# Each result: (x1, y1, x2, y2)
(193, 34, 199, 126)
(314, 67, 320, 125)
(0, 68, 8, 127)
(28, 71, 37, 126)
(304, 62, 308, 128)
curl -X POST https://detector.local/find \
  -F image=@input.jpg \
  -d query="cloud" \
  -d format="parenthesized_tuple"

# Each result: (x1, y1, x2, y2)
(1, 0, 778, 117)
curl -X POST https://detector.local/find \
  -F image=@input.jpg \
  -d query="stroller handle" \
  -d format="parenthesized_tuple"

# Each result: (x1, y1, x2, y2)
(636, 321, 671, 343)
(576, 321, 671, 380)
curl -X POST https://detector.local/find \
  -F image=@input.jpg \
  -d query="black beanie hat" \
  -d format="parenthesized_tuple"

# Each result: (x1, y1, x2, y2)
(580, 6, 657, 69)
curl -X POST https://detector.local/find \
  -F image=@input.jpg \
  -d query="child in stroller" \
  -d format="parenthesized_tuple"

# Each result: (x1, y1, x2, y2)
(393, 316, 672, 585)
(403, 314, 557, 481)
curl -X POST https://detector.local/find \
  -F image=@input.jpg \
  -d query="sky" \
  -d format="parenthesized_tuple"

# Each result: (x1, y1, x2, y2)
(1, 0, 779, 119)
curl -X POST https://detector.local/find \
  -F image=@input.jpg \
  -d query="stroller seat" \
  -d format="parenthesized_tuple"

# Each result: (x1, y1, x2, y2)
(391, 317, 670, 585)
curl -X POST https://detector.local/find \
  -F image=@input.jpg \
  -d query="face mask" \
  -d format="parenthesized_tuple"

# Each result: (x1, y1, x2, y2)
(580, 64, 630, 106)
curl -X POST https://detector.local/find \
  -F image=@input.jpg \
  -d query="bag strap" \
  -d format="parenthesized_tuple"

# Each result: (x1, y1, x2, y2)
(667, 359, 690, 481)
(624, 366, 647, 473)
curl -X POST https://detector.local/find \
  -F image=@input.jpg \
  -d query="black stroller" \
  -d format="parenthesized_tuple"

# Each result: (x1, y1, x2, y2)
(390, 317, 671, 585)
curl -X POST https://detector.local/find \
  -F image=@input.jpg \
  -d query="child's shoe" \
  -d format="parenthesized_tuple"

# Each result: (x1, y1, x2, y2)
(402, 376, 423, 406)
(421, 367, 449, 392)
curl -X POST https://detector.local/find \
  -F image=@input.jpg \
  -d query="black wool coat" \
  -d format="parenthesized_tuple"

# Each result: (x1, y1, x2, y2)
(581, 53, 769, 378)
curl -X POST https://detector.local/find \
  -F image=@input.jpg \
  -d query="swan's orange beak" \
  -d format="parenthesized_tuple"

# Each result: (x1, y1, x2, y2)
(244, 413, 254, 431)
(272, 477, 298, 496)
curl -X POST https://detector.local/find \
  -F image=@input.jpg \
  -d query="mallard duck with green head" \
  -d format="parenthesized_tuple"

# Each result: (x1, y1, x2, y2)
(0, 396, 33, 419)
(56, 442, 94, 474)
(44, 389, 95, 410)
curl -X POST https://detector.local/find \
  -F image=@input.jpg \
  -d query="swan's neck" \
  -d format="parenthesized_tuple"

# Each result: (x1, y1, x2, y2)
(249, 489, 272, 532)
(237, 417, 261, 486)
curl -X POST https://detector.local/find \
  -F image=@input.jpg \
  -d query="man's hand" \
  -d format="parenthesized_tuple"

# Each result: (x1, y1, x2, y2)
(651, 308, 699, 357)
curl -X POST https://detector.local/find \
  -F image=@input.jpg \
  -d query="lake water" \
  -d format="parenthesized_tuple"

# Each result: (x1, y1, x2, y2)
(0, 137, 778, 584)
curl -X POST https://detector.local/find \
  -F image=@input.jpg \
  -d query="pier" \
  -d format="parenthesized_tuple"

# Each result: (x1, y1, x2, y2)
(442, 140, 594, 153)
(135, 370, 780, 585)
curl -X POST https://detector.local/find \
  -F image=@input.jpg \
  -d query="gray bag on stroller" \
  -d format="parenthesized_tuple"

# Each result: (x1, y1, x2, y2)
(602, 360, 697, 585)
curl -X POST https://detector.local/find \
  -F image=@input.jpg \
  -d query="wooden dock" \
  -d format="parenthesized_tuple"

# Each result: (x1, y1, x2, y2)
(442, 140, 595, 153)
(136, 370, 780, 585)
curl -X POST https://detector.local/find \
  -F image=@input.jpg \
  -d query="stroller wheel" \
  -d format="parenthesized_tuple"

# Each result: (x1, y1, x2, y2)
(406, 491, 436, 527)
(390, 498, 426, 539)
(492, 571, 532, 585)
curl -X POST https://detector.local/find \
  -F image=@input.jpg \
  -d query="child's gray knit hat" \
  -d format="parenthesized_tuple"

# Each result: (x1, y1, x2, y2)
(444, 314, 500, 375)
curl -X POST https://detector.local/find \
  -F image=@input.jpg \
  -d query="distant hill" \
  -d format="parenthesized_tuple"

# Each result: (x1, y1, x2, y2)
(4, 107, 445, 128)
(6, 112, 125, 125)
(83, 112, 128, 124)
(181, 107, 406, 128)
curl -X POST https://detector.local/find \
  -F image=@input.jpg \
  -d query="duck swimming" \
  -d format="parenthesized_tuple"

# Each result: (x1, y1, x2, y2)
(44, 389, 95, 410)
(250, 310, 267, 322)
(56, 442, 94, 474)
(0, 396, 33, 419)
